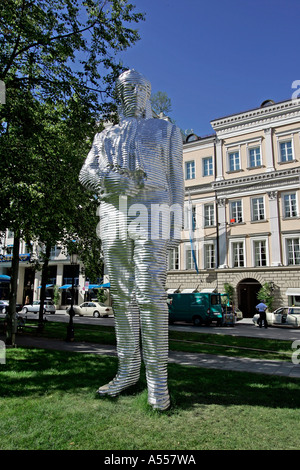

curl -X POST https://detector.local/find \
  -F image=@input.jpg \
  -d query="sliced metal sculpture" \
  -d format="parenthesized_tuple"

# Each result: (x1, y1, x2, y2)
(79, 69, 184, 410)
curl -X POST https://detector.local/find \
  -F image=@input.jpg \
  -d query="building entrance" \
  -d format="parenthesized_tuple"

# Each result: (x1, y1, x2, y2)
(237, 278, 262, 318)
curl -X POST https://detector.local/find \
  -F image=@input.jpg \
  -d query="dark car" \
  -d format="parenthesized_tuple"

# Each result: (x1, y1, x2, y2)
(0, 300, 22, 313)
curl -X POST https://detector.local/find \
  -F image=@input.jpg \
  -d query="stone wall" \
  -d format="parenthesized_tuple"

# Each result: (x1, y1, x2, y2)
(166, 266, 300, 309)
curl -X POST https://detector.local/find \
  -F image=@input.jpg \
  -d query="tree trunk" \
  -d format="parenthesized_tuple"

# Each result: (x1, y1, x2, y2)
(38, 242, 51, 329)
(6, 235, 20, 346)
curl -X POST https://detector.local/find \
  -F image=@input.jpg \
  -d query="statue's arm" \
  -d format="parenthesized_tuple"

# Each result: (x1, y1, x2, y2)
(80, 133, 140, 197)
(79, 134, 103, 192)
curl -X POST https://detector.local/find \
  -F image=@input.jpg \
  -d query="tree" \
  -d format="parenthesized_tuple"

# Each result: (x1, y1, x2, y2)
(257, 283, 274, 311)
(0, 0, 145, 345)
(150, 91, 172, 116)
(224, 283, 234, 305)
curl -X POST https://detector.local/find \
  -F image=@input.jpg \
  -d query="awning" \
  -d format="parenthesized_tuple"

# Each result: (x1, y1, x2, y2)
(99, 282, 110, 288)
(181, 288, 197, 293)
(38, 284, 53, 289)
(167, 288, 177, 294)
(201, 288, 216, 293)
(88, 284, 103, 289)
(286, 288, 300, 296)
(59, 285, 72, 289)
(0, 275, 10, 282)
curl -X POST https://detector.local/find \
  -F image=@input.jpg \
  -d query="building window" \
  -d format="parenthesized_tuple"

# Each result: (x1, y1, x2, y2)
(280, 140, 293, 162)
(230, 200, 243, 223)
(50, 246, 61, 259)
(192, 206, 197, 228)
(231, 241, 245, 267)
(283, 193, 297, 218)
(286, 238, 300, 265)
(204, 204, 215, 226)
(228, 151, 240, 171)
(253, 240, 267, 267)
(168, 247, 179, 270)
(251, 197, 265, 221)
(185, 245, 193, 270)
(249, 147, 262, 167)
(203, 157, 213, 176)
(185, 161, 195, 180)
(204, 243, 215, 269)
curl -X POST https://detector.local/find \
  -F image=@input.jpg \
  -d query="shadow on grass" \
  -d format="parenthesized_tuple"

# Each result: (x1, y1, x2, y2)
(1, 347, 300, 412)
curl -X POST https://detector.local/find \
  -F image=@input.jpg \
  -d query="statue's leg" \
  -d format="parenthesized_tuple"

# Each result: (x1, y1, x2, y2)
(134, 239, 170, 410)
(97, 207, 141, 397)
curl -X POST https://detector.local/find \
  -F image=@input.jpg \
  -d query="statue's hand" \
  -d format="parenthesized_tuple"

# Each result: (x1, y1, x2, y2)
(103, 170, 140, 197)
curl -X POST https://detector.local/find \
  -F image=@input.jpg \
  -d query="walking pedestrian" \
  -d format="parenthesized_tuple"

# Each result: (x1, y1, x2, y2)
(256, 301, 268, 328)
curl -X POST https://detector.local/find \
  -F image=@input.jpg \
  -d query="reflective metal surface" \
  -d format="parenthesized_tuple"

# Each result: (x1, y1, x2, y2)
(80, 69, 184, 410)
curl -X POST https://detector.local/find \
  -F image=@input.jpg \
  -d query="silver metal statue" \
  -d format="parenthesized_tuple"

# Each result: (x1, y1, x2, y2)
(79, 69, 184, 410)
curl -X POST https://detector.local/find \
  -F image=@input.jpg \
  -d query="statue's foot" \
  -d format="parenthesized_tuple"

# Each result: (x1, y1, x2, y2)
(96, 374, 139, 397)
(96, 381, 120, 397)
(148, 392, 170, 411)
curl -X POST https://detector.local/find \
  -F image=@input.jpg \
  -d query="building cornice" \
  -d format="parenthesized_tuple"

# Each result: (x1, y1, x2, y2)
(184, 139, 216, 153)
(212, 167, 300, 196)
(185, 182, 215, 196)
(185, 166, 300, 197)
(210, 99, 300, 138)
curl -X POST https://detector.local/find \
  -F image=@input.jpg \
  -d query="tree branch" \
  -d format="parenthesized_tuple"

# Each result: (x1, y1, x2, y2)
(2, 2, 107, 80)
(2, 0, 26, 79)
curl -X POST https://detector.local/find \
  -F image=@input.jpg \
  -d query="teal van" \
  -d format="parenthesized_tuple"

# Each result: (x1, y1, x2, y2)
(167, 292, 223, 326)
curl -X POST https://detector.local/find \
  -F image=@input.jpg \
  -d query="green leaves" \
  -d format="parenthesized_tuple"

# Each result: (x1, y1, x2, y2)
(150, 91, 173, 116)
(0, 0, 145, 277)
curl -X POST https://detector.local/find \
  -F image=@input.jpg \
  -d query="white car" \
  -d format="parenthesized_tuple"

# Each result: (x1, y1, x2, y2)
(0, 300, 8, 313)
(68, 301, 113, 318)
(253, 307, 300, 328)
(22, 300, 56, 314)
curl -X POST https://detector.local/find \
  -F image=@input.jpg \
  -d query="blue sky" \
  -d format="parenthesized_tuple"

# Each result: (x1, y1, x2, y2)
(119, 0, 300, 136)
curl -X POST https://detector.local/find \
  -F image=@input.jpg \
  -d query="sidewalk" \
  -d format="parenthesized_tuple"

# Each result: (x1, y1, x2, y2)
(6, 334, 300, 379)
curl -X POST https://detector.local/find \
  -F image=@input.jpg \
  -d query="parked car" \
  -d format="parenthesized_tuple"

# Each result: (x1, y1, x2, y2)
(0, 300, 22, 313)
(0, 300, 8, 313)
(67, 301, 113, 318)
(22, 300, 56, 314)
(253, 307, 300, 328)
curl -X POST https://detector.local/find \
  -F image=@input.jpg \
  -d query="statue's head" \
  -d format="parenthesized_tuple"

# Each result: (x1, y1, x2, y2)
(116, 69, 152, 119)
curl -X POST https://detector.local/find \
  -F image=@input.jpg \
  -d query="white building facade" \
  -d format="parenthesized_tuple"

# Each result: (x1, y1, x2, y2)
(166, 99, 300, 316)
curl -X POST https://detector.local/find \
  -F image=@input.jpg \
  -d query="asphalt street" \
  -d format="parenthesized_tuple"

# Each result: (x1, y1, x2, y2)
(49, 311, 300, 342)
(3, 310, 300, 342)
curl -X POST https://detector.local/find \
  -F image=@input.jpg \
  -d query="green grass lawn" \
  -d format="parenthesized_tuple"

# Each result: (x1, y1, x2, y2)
(21, 319, 294, 361)
(1, 321, 299, 450)
(1, 347, 300, 450)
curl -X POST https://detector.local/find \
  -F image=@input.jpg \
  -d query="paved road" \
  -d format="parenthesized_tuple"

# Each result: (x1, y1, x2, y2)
(3, 310, 300, 342)
(47, 311, 300, 342)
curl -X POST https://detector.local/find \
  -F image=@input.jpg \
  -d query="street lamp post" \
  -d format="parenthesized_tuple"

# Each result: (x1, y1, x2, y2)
(66, 252, 78, 342)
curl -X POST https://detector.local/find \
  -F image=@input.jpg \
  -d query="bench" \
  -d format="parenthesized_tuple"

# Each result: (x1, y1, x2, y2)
(17, 319, 45, 333)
